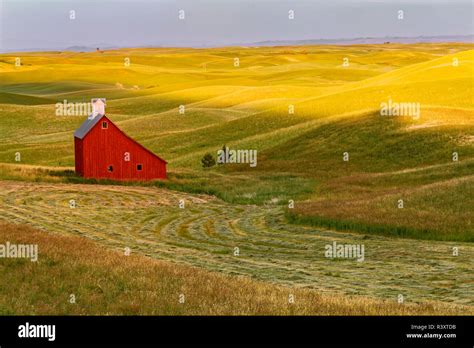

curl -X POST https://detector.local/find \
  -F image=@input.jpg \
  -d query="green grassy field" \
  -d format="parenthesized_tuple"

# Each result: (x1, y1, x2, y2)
(2, 222, 470, 315)
(0, 44, 473, 240)
(0, 43, 473, 314)
(0, 181, 472, 310)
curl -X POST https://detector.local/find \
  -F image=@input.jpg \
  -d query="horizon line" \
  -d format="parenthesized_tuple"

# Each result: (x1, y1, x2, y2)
(1, 34, 473, 54)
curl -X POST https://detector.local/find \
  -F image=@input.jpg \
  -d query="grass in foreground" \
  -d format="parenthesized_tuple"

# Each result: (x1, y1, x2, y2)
(0, 222, 471, 315)
(1, 181, 473, 307)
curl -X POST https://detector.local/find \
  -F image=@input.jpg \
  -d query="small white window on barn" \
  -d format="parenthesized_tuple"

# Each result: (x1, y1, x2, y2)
(137, 164, 143, 171)
(102, 121, 108, 129)
(107, 165, 113, 172)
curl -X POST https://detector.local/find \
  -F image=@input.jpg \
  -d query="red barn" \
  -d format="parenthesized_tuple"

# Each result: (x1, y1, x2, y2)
(74, 98, 167, 181)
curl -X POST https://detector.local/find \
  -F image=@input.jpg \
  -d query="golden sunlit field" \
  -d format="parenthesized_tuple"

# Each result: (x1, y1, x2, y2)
(0, 43, 473, 314)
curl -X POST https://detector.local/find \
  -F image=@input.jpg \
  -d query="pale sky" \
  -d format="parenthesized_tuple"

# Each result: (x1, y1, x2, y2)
(1, 0, 472, 51)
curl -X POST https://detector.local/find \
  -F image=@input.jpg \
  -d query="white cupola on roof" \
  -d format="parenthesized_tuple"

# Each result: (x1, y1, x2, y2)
(91, 98, 106, 118)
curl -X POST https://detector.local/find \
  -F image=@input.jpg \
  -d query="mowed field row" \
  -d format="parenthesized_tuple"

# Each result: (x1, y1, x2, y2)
(3, 222, 468, 315)
(0, 181, 472, 308)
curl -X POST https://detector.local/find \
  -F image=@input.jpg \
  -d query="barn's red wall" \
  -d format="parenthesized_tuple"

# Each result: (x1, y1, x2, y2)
(74, 137, 84, 175)
(76, 116, 166, 181)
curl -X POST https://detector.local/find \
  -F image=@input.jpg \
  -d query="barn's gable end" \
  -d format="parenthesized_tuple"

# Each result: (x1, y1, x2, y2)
(76, 115, 167, 164)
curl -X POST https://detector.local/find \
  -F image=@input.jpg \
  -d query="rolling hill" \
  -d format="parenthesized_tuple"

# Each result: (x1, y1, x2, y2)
(0, 43, 473, 314)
